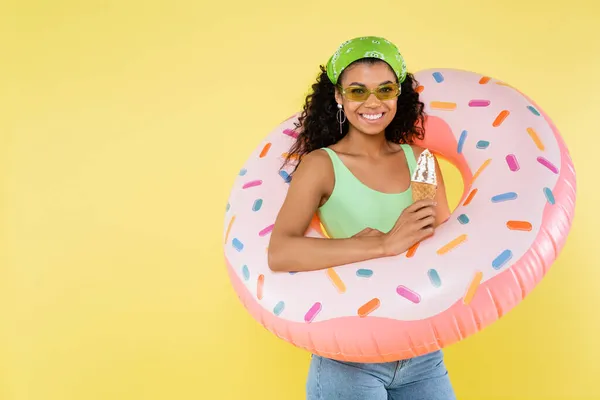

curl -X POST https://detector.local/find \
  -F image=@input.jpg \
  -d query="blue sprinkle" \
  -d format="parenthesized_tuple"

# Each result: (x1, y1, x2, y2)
(428, 269, 442, 288)
(458, 214, 470, 224)
(232, 238, 244, 252)
(252, 199, 263, 211)
(457, 130, 467, 154)
(492, 250, 513, 270)
(273, 301, 285, 316)
(279, 170, 291, 183)
(543, 187, 555, 205)
(239, 168, 247, 176)
(527, 106, 541, 116)
(226, 203, 230, 211)
(289, 271, 298, 275)
(476, 140, 490, 149)
(356, 269, 373, 278)
(491, 192, 518, 203)
(242, 265, 250, 281)
(433, 72, 444, 83)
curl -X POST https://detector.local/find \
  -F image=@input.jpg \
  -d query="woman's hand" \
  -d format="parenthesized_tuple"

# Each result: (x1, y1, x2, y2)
(380, 199, 437, 257)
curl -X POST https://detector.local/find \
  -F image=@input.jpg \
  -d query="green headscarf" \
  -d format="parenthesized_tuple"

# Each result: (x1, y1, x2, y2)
(326, 36, 407, 85)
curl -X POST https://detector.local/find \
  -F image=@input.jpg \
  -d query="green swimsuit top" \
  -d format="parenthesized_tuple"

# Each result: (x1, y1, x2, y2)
(317, 145, 417, 239)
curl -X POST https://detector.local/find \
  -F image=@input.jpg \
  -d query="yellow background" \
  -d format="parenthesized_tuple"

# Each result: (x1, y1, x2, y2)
(2, 1, 599, 399)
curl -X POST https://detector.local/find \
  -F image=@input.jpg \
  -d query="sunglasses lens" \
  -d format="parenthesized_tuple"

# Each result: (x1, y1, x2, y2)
(345, 87, 370, 101)
(343, 84, 399, 101)
(376, 84, 399, 100)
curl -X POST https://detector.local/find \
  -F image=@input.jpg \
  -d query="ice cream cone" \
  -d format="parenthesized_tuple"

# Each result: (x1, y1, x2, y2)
(412, 181, 437, 201)
(411, 149, 438, 202)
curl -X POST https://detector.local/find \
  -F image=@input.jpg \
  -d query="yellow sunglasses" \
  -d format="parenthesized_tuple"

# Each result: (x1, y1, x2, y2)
(338, 83, 401, 102)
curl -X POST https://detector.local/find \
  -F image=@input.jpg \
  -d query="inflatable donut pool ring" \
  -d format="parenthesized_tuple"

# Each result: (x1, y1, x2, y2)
(223, 68, 576, 363)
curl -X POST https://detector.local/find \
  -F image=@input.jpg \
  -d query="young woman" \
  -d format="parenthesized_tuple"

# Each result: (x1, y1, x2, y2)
(268, 36, 456, 400)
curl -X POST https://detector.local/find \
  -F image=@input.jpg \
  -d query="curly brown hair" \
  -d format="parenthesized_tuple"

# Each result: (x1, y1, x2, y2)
(283, 58, 426, 173)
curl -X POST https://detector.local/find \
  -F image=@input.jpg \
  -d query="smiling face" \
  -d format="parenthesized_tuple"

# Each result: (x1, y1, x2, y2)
(334, 60, 399, 136)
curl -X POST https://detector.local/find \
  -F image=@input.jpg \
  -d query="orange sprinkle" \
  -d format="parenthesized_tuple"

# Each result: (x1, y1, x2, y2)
(430, 101, 457, 111)
(257, 274, 265, 300)
(493, 110, 510, 127)
(526, 127, 545, 151)
(472, 159, 491, 183)
(260, 142, 272, 158)
(225, 215, 235, 244)
(506, 220, 533, 231)
(358, 298, 380, 317)
(463, 271, 483, 305)
(479, 76, 491, 84)
(416, 85, 424, 93)
(437, 234, 467, 255)
(406, 242, 420, 258)
(463, 188, 478, 206)
(281, 152, 300, 160)
(326, 268, 346, 293)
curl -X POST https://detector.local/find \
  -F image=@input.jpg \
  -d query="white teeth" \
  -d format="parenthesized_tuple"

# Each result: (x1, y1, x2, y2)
(361, 113, 383, 120)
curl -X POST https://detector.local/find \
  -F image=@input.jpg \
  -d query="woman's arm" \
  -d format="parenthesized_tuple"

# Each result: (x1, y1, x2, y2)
(267, 150, 387, 273)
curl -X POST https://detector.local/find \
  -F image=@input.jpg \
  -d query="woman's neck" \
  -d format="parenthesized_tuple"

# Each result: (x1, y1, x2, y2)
(340, 128, 391, 158)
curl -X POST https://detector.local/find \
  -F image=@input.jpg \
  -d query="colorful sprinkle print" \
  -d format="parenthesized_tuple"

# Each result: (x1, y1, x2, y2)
(232, 238, 244, 252)
(242, 180, 262, 189)
(493, 110, 510, 127)
(279, 170, 292, 183)
(257, 274, 265, 300)
(305, 302, 322, 323)
(527, 105, 541, 116)
(260, 143, 272, 158)
(433, 72, 444, 83)
(437, 234, 468, 255)
(430, 101, 457, 111)
(258, 224, 274, 237)
(457, 130, 467, 153)
(506, 221, 533, 231)
(463, 189, 478, 206)
(506, 154, 520, 171)
(492, 250, 513, 270)
(396, 285, 421, 304)
(527, 127, 545, 150)
(476, 140, 490, 149)
(326, 268, 346, 293)
(537, 157, 559, 174)
(468, 99, 491, 107)
(356, 269, 373, 278)
(491, 192, 518, 203)
(224, 68, 566, 329)
(428, 269, 442, 288)
(358, 298, 381, 317)
(252, 199, 263, 211)
(283, 129, 298, 138)
(543, 187, 555, 204)
(273, 301, 285, 316)
(463, 271, 483, 305)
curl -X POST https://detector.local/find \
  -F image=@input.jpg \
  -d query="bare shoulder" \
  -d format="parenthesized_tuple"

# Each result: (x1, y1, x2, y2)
(289, 148, 334, 193)
(293, 149, 333, 177)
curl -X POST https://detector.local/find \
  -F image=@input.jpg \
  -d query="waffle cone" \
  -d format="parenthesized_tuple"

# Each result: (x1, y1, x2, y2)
(412, 181, 437, 202)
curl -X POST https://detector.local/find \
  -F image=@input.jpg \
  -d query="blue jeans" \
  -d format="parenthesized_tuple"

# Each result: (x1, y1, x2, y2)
(306, 350, 456, 400)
